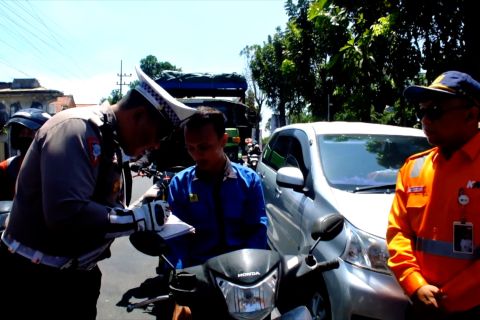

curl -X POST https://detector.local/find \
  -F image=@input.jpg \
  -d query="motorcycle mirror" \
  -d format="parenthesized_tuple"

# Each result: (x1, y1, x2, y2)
(311, 214, 344, 241)
(129, 231, 168, 257)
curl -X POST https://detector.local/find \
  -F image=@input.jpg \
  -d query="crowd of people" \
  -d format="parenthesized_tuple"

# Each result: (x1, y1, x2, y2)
(1, 67, 480, 320)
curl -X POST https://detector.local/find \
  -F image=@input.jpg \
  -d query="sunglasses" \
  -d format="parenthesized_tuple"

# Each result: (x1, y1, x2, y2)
(416, 103, 472, 121)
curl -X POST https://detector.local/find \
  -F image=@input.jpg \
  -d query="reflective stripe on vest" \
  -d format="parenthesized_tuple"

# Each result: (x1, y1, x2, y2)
(410, 155, 427, 178)
(416, 237, 479, 260)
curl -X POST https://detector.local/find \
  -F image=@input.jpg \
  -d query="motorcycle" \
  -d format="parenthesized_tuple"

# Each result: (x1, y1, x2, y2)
(247, 152, 260, 170)
(245, 143, 261, 170)
(125, 213, 344, 319)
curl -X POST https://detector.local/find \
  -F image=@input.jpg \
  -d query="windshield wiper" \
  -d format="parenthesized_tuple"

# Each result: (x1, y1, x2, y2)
(352, 184, 397, 193)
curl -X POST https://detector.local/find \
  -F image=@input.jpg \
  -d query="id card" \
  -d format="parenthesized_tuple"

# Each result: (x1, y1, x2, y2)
(453, 221, 474, 254)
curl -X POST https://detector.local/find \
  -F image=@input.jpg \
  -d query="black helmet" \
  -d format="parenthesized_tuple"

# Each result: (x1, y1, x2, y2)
(6, 108, 51, 130)
(7, 108, 51, 154)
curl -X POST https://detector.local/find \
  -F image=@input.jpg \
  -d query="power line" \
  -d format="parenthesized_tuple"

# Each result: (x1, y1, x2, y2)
(0, 58, 33, 77)
(14, 0, 65, 49)
(0, 1, 87, 79)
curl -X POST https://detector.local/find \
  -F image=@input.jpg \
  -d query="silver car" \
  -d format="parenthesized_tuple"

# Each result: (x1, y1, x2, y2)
(256, 121, 431, 320)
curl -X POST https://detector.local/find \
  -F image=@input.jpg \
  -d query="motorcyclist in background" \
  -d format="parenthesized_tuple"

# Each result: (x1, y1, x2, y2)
(0, 108, 51, 200)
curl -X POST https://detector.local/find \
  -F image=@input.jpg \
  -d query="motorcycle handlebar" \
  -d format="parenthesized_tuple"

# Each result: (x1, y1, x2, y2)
(315, 258, 340, 271)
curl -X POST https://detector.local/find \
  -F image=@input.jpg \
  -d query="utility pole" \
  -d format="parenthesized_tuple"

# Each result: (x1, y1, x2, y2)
(116, 60, 132, 96)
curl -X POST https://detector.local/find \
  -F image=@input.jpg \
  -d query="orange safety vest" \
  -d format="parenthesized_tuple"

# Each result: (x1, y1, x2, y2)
(387, 133, 480, 313)
(0, 156, 22, 200)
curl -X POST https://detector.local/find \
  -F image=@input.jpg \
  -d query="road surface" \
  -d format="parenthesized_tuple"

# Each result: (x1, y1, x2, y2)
(97, 175, 160, 320)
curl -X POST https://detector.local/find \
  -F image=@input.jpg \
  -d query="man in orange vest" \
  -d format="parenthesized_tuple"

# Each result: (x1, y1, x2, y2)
(387, 71, 480, 319)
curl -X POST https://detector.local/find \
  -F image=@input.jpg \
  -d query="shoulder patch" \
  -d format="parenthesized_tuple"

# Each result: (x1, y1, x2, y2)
(87, 137, 102, 166)
(406, 147, 435, 161)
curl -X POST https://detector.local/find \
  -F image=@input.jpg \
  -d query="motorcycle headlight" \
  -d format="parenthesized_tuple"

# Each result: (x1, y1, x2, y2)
(342, 222, 391, 274)
(215, 269, 278, 320)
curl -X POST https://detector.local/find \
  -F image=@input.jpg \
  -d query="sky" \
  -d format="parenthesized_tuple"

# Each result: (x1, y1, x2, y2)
(0, 0, 288, 125)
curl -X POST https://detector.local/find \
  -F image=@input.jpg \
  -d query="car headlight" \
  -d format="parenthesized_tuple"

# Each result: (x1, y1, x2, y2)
(215, 269, 278, 320)
(342, 222, 391, 274)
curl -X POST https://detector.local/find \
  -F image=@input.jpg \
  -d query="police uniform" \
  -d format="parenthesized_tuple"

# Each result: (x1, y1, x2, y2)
(0, 105, 126, 319)
(387, 133, 480, 314)
(0, 66, 196, 320)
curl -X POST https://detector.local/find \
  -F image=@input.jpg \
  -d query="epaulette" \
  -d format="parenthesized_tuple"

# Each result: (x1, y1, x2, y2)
(88, 114, 104, 128)
(405, 147, 435, 162)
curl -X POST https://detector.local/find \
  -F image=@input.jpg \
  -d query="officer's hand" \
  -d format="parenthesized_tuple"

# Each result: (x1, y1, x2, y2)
(141, 183, 164, 202)
(132, 200, 171, 232)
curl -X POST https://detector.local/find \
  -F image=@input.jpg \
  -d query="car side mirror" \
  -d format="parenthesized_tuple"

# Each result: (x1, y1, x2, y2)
(276, 167, 304, 192)
(311, 214, 344, 241)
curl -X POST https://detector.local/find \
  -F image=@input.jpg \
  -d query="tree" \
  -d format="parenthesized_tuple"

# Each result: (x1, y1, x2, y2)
(140, 55, 181, 79)
(240, 45, 267, 142)
(247, 0, 475, 127)
(248, 29, 296, 127)
(103, 55, 181, 103)
(129, 55, 183, 90)
(100, 89, 123, 105)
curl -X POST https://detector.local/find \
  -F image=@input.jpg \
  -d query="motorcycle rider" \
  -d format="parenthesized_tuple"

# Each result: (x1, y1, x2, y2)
(250, 143, 261, 155)
(166, 106, 267, 319)
(0, 66, 196, 320)
(245, 141, 261, 169)
(167, 106, 267, 267)
(0, 108, 51, 200)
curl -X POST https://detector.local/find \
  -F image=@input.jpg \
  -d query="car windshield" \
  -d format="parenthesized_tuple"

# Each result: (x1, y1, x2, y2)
(318, 134, 431, 191)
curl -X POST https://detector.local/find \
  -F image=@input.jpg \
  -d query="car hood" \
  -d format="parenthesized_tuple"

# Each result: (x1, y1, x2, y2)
(330, 188, 394, 238)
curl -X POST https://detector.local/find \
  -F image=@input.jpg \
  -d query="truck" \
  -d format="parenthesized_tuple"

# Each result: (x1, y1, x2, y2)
(155, 71, 257, 167)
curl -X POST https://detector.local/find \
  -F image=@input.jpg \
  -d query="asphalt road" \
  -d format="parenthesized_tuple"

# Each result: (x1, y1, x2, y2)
(97, 175, 161, 320)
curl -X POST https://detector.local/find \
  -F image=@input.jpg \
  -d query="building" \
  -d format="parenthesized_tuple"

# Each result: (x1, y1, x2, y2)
(0, 78, 70, 160)
(49, 95, 77, 113)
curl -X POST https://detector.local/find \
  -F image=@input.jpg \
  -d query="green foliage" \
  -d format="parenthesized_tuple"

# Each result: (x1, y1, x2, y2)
(140, 55, 181, 79)
(105, 55, 181, 103)
(129, 80, 139, 90)
(108, 89, 123, 105)
(247, 0, 475, 128)
(262, 135, 271, 146)
(289, 108, 315, 123)
(245, 90, 255, 109)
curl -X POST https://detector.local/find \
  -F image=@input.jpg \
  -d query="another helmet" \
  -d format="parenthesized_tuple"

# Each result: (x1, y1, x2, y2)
(6, 108, 51, 131)
(6, 108, 51, 153)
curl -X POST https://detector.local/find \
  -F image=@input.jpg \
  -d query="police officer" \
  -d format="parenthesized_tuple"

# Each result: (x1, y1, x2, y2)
(0, 108, 51, 200)
(0, 66, 196, 320)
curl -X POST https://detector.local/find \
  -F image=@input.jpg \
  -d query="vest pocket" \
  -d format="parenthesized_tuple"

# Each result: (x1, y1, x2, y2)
(406, 193, 428, 209)
(406, 193, 428, 224)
